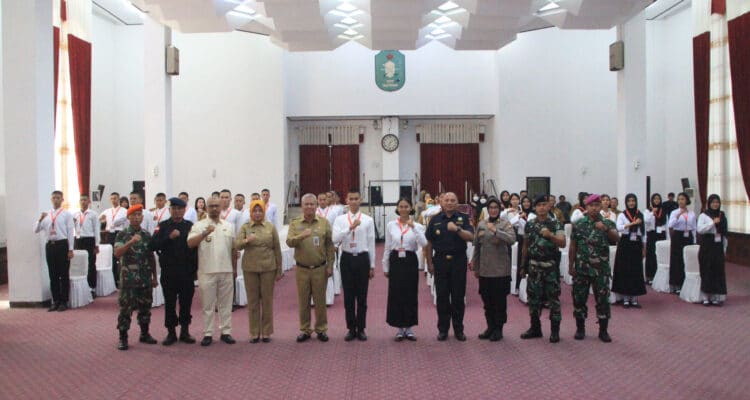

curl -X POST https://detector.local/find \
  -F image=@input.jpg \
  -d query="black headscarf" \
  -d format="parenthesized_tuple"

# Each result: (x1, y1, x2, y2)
(704, 194, 728, 234)
(499, 191, 511, 209)
(485, 197, 502, 223)
(623, 193, 644, 235)
(521, 196, 533, 219)
(649, 193, 666, 226)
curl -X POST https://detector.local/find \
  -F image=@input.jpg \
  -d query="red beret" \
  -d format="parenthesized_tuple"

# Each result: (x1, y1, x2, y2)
(127, 204, 143, 216)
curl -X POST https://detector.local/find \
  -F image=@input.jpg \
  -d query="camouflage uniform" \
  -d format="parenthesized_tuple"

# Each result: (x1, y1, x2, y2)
(115, 226, 154, 332)
(571, 215, 616, 320)
(524, 217, 564, 322)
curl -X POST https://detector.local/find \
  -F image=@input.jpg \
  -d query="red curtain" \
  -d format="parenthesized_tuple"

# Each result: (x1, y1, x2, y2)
(693, 32, 711, 206)
(53, 26, 60, 129)
(67, 34, 92, 196)
(331, 145, 360, 198)
(420, 143, 479, 203)
(299, 145, 330, 197)
(729, 11, 750, 200)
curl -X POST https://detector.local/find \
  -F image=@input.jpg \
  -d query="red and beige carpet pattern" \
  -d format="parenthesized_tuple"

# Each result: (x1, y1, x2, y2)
(1, 245, 748, 399)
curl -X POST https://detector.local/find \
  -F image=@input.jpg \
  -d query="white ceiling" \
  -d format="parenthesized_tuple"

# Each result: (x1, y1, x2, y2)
(97, 0, 656, 51)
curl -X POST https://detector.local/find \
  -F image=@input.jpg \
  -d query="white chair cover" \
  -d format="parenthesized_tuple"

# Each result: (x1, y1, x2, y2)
(559, 249, 572, 285)
(511, 242, 519, 294)
(151, 258, 163, 307)
(652, 240, 671, 293)
(333, 248, 342, 295)
(519, 277, 528, 303)
(609, 245, 621, 303)
(95, 244, 116, 297)
(278, 226, 295, 272)
(680, 245, 704, 303)
(235, 275, 247, 306)
(311, 276, 335, 306)
(68, 250, 93, 308)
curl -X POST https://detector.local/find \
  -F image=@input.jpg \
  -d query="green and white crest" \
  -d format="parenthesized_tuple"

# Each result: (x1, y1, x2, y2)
(375, 50, 405, 92)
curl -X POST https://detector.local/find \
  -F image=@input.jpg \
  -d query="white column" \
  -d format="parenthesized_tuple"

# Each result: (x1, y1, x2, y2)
(142, 16, 172, 201)
(381, 117, 400, 203)
(616, 10, 648, 203)
(2, 0, 54, 306)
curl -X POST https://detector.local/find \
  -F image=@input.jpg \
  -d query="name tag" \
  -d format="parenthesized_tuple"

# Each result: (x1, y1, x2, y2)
(349, 242, 357, 249)
(656, 226, 664, 234)
(313, 236, 320, 247)
(50, 227, 57, 236)
(683, 231, 689, 238)
(630, 233, 638, 242)
(398, 248, 406, 258)
(714, 234, 721, 243)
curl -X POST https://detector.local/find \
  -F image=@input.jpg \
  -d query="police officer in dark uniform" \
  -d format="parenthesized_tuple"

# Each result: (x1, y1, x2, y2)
(150, 197, 198, 346)
(425, 192, 474, 341)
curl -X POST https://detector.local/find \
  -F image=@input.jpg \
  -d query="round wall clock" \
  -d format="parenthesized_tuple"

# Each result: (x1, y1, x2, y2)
(381, 134, 399, 152)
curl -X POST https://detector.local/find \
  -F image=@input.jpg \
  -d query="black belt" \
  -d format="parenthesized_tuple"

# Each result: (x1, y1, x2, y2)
(435, 252, 465, 260)
(47, 239, 68, 245)
(342, 251, 369, 257)
(297, 262, 326, 269)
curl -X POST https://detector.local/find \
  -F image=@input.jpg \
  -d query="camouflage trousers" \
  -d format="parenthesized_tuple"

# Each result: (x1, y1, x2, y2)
(572, 273, 611, 320)
(526, 260, 561, 322)
(117, 287, 153, 332)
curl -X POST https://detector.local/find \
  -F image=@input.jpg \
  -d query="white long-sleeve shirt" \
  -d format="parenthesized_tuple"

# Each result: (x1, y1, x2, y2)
(266, 203, 279, 229)
(316, 206, 342, 227)
(697, 213, 727, 247)
(184, 207, 198, 223)
(332, 211, 376, 268)
(35, 208, 75, 250)
(382, 219, 427, 273)
(668, 208, 697, 242)
(74, 208, 101, 245)
(616, 212, 647, 244)
(500, 209, 527, 236)
(570, 208, 585, 223)
(100, 206, 127, 232)
(600, 210, 617, 224)
(220, 207, 242, 236)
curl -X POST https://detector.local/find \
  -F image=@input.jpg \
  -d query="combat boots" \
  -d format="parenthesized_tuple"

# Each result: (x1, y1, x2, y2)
(489, 324, 503, 342)
(574, 318, 586, 340)
(549, 320, 560, 343)
(179, 324, 196, 344)
(162, 327, 178, 346)
(520, 317, 543, 339)
(139, 324, 158, 344)
(478, 316, 494, 340)
(598, 318, 612, 343)
(117, 330, 128, 351)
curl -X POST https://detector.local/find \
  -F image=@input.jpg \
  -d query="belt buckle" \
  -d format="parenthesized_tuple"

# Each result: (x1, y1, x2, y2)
(352, 252, 358, 257)
(445, 255, 453, 260)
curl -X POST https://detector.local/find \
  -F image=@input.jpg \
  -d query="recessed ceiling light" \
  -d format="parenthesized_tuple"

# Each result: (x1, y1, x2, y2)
(538, 1, 560, 12)
(336, 2, 358, 12)
(438, 1, 459, 12)
(435, 15, 451, 24)
(234, 4, 256, 15)
(341, 16, 357, 25)
(344, 28, 357, 35)
(431, 28, 446, 35)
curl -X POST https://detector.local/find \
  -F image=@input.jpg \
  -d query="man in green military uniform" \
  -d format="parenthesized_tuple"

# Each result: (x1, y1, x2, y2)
(114, 204, 158, 350)
(520, 195, 566, 343)
(568, 194, 620, 343)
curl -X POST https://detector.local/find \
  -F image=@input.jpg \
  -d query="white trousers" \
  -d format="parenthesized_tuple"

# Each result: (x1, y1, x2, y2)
(198, 272, 234, 336)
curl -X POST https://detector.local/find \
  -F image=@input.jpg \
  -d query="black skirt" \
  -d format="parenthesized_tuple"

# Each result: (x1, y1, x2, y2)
(645, 229, 667, 279)
(386, 250, 419, 328)
(699, 234, 727, 295)
(612, 235, 647, 296)
(669, 231, 693, 286)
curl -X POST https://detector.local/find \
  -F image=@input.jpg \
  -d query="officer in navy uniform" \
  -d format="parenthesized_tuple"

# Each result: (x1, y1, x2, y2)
(425, 192, 474, 341)
(150, 197, 198, 345)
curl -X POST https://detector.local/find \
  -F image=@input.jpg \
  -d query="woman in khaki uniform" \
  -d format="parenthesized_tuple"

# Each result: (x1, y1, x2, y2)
(235, 200, 284, 343)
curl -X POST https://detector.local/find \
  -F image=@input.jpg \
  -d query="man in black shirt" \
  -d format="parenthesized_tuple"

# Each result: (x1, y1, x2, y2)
(150, 197, 198, 345)
(425, 192, 474, 341)
(662, 192, 678, 219)
(556, 195, 572, 223)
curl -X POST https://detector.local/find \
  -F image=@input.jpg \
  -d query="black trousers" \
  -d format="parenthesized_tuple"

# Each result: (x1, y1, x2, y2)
(74, 237, 97, 289)
(479, 276, 511, 330)
(340, 251, 371, 332)
(161, 271, 195, 328)
(107, 232, 121, 286)
(45, 240, 70, 305)
(434, 254, 467, 334)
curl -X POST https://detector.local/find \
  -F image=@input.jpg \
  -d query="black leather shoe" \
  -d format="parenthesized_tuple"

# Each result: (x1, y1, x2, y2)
(118, 338, 128, 351)
(437, 332, 448, 341)
(357, 331, 368, 341)
(296, 333, 311, 342)
(250, 337, 260, 344)
(48, 304, 59, 312)
(489, 329, 503, 342)
(344, 330, 356, 341)
(454, 332, 467, 342)
(478, 328, 492, 340)
(200, 336, 212, 346)
(261, 337, 271, 343)
(56, 304, 68, 312)
(317, 332, 329, 342)
(162, 332, 178, 346)
(220, 334, 236, 344)
(179, 329, 196, 344)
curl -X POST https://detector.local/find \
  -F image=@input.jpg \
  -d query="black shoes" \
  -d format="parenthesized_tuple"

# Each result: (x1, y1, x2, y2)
(261, 337, 271, 343)
(162, 329, 178, 346)
(250, 337, 260, 344)
(48, 303, 59, 312)
(598, 319, 612, 343)
(56, 304, 68, 312)
(357, 331, 368, 341)
(117, 331, 128, 351)
(454, 332, 467, 342)
(139, 324, 157, 344)
(200, 336, 213, 346)
(520, 318, 543, 339)
(179, 326, 196, 344)
(296, 333, 311, 342)
(344, 330, 357, 342)
(574, 318, 586, 340)
(489, 326, 503, 342)
(478, 328, 493, 340)
(317, 332, 329, 342)
(220, 334, 236, 344)
(549, 321, 560, 343)
(437, 332, 448, 341)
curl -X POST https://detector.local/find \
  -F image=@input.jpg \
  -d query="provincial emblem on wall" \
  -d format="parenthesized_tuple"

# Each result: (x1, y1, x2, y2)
(375, 50, 405, 92)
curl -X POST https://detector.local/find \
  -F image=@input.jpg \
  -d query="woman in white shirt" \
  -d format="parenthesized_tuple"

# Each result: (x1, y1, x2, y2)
(599, 194, 617, 223)
(667, 192, 697, 294)
(501, 194, 526, 293)
(383, 198, 427, 341)
(570, 192, 588, 223)
(697, 194, 727, 306)
(612, 193, 647, 308)
(643, 193, 668, 284)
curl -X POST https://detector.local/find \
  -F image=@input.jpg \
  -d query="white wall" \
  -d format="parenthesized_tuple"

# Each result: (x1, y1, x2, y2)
(493, 27, 618, 199)
(284, 41, 498, 117)
(171, 31, 285, 205)
(0, 2, 5, 247)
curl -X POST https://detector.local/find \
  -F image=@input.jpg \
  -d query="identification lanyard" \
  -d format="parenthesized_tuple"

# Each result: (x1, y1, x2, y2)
(625, 209, 638, 224)
(348, 212, 362, 240)
(397, 220, 410, 248)
(50, 208, 63, 235)
(155, 208, 167, 223)
(221, 208, 232, 220)
(317, 208, 329, 218)
(111, 207, 120, 221)
(79, 210, 87, 227)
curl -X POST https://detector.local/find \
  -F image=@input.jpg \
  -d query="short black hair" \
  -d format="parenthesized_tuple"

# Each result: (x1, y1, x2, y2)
(155, 192, 166, 198)
(394, 197, 415, 215)
(235, 193, 245, 199)
(110, 192, 120, 197)
(211, 191, 220, 197)
(179, 191, 189, 197)
(347, 188, 361, 195)
(251, 192, 260, 197)
(220, 189, 231, 195)
(678, 192, 691, 205)
(261, 189, 270, 194)
(129, 191, 143, 200)
(533, 195, 548, 208)
(51, 190, 63, 196)
(668, 192, 675, 197)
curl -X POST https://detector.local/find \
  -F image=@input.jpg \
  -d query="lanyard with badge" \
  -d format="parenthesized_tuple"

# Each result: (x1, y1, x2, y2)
(77, 211, 86, 236)
(397, 220, 409, 258)
(624, 209, 640, 242)
(347, 212, 361, 251)
(49, 208, 63, 237)
(153, 208, 167, 233)
(681, 212, 690, 238)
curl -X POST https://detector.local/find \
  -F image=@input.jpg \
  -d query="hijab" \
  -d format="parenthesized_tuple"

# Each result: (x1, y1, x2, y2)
(623, 193, 644, 235)
(704, 194, 728, 235)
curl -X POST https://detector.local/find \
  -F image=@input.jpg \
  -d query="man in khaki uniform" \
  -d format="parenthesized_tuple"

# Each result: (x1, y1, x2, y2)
(287, 193, 335, 342)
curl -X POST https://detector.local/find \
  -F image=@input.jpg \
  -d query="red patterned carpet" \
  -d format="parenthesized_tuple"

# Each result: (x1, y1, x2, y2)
(1, 244, 749, 399)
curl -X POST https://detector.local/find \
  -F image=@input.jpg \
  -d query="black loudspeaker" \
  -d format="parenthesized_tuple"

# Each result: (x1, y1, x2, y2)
(399, 185, 412, 202)
(370, 186, 383, 206)
(681, 178, 690, 190)
(132, 181, 146, 207)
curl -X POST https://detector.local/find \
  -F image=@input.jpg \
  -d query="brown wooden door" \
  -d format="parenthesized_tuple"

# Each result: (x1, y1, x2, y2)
(420, 143, 479, 203)
(300, 144, 360, 198)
